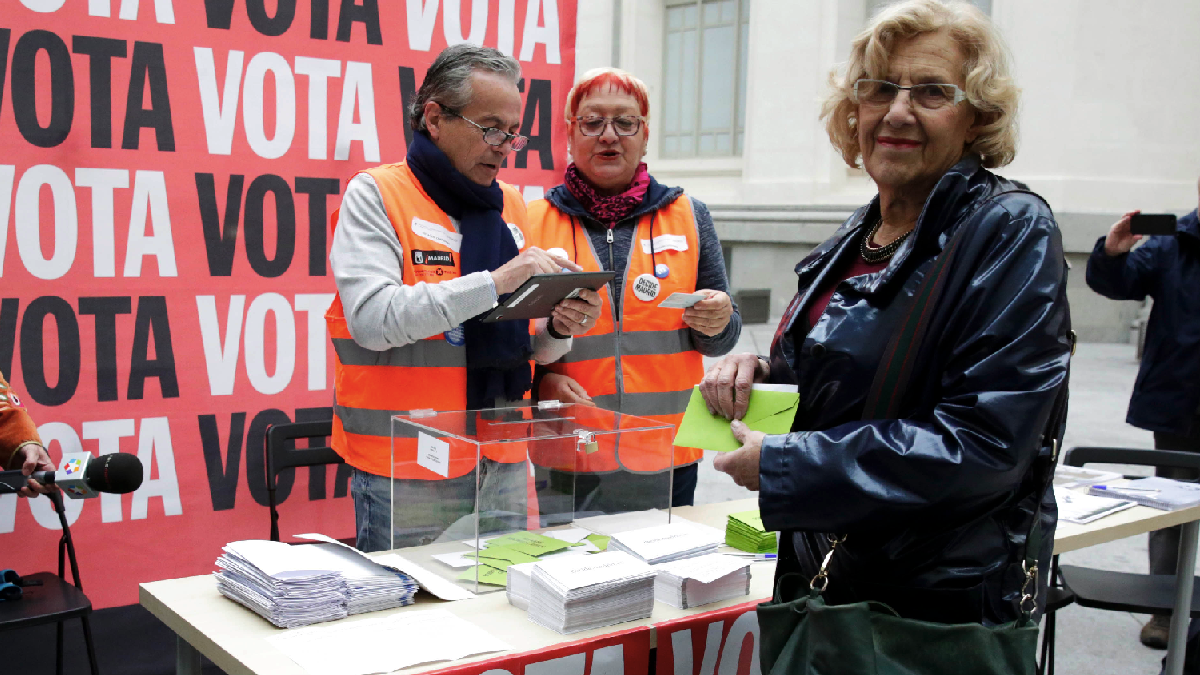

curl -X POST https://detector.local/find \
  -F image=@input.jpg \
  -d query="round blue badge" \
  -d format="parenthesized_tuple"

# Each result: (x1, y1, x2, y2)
(654, 263, 670, 279)
(444, 325, 466, 346)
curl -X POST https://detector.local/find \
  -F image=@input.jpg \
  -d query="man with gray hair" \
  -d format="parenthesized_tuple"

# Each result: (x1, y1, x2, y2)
(326, 44, 602, 552)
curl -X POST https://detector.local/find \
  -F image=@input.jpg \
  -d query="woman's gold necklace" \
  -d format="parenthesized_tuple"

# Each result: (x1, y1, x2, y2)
(860, 217, 912, 264)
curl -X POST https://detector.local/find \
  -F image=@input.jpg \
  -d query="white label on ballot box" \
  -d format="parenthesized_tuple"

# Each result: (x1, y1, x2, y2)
(418, 432, 450, 478)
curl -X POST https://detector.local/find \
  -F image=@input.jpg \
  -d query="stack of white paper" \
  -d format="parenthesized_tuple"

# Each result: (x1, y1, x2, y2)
(528, 551, 656, 634)
(215, 540, 349, 628)
(608, 522, 723, 564)
(653, 554, 752, 609)
(506, 561, 538, 610)
(302, 543, 419, 615)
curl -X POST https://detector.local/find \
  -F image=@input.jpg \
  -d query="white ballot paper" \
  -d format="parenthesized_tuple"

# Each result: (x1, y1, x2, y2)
(269, 609, 510, 675)
(374, 553, 477, 601)
(296, 534, 476, 601)
(658, 292, 707, 309)
(653, 554, 752, 609)
(608, 521, 724, 564)
(528, 551, 656, 634)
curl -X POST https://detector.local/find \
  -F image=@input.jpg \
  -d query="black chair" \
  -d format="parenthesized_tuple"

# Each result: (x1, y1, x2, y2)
(1056, 447, 1200, 655)
(1038, 556, 1076, 675)
(265, 420, 355, 545)
(0, 490, 100, 675)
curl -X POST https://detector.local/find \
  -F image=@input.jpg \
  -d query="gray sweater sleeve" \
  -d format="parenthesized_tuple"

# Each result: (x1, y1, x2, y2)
(690, 197, 742, 357)
(330, 174, 571, 363)
(329, 174, 499, 350)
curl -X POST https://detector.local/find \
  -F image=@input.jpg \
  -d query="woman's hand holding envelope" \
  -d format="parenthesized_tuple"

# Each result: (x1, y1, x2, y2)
(699, 353, 769, 420)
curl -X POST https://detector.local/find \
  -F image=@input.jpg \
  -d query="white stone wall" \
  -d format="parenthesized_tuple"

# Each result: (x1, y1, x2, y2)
(571, 0, 1200, 339)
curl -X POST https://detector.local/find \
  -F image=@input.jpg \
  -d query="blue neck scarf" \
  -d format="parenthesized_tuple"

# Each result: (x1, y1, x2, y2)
(406, 131, 532, 409)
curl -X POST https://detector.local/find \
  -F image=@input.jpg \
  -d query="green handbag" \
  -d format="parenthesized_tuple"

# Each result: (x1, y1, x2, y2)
(756, 198, 1070, 675)
(755, 540, 1041, 675)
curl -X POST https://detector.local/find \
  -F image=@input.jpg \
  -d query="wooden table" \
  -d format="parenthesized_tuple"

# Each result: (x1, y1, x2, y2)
(141, 497, 1200, 675)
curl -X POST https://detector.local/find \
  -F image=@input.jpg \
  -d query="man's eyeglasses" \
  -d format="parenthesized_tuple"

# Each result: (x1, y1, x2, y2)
(852, 79, 967, 110)
(574, 115, 645, 137)
(441, 106, 528, 150)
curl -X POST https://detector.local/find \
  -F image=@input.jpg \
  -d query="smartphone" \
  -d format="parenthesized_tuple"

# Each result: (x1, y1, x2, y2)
(1129, 213, 1177, 236)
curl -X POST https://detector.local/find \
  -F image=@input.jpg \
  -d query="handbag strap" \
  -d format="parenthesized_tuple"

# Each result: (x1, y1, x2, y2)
(862, 204, 973, 419)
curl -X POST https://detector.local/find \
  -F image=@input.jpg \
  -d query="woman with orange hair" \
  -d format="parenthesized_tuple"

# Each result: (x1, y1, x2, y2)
(523, 68, 740, 516)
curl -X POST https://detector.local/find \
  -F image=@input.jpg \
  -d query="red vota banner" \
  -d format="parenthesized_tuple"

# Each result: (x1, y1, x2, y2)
(654, 600, 766, 675)
(0, 0, 576, 608)
(425, 627, 652, 675)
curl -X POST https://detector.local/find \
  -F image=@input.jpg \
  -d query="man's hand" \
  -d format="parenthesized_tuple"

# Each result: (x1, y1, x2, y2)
(490, 247, 583, 295)
(13, 443, 54, 497)
(682, 290, 733, 337)
(1104, 210, 1143, 257)
(551, 288, 603, 337)
(712, 421, 763, 490)
(539, 373, 595, 406)
(699, 353, 769, 421)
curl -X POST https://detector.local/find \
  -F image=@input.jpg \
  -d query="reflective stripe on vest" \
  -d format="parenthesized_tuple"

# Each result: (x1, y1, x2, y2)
(522, 194, 705, 473)
(326, 162, 530, 478)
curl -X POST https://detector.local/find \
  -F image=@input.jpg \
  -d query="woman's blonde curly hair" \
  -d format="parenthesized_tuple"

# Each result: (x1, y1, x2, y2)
(821, 0, 1020, 169)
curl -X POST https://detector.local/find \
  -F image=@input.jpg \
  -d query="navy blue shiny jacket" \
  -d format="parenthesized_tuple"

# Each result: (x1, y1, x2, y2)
(760, 156, 1072, 626)
(1086, 209, 1200, 435)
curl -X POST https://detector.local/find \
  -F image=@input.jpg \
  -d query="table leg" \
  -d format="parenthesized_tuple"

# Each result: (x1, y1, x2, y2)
(177, 635, 202, 675)
(1165, 520, 1199, 675)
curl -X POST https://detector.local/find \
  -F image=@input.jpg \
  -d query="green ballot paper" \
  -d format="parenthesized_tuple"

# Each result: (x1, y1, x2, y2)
(465, 546, 540, 567)
(484, 532, 572, 556)
(673, 385, 800, 452)
(457, 564, 508, 586)
(727, 510, 777, 553)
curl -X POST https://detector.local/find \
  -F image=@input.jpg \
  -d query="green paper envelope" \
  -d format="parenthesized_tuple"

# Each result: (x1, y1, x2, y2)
(673, 385, 800, 452)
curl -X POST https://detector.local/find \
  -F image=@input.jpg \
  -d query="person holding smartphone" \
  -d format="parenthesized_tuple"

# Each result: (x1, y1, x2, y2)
(1085, 177, 1200, 648)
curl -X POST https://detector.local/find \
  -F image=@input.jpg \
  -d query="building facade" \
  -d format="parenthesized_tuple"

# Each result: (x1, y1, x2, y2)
(573, 0, 1200, 341)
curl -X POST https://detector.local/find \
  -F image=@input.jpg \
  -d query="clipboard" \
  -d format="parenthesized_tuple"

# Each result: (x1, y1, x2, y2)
(481, 271, 615, 322)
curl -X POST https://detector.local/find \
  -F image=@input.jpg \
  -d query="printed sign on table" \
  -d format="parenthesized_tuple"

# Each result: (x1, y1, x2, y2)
(426, 626, 651, 675)
(655, 600, 765, 675)
(0, 0, 576, 608)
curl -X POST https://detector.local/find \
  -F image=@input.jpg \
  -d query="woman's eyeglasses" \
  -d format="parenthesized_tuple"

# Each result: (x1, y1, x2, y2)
(852, 79, 967, 110)
(574, 115, 645, 137)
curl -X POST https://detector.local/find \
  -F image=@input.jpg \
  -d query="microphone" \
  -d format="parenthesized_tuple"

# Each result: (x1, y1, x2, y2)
(0, 452, 143, 498)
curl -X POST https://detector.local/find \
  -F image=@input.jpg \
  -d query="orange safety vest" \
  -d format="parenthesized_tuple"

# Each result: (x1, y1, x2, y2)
(325, 162, 530, 479)
(523, 194, 705, 473)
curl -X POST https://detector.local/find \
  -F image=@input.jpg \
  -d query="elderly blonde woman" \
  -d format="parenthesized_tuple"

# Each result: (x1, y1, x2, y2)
(523, 67, 740, 515)
(701, 0, 1071, 628)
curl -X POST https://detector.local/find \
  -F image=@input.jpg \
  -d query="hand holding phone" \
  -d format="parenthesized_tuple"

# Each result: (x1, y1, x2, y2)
(1129, 213, 1177, 236)
(1104, 210, 1143, 257)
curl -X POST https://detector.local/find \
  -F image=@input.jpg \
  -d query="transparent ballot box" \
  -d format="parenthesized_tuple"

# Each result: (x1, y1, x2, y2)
(387, 403, 678, 593)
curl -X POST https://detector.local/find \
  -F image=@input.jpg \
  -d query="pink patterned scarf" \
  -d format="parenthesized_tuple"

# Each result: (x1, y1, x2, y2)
(564, 162, 650, 227)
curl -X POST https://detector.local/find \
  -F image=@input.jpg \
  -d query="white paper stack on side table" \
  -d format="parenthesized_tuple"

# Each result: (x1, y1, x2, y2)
(528, 551, 656, 634)
(653, 554, 752, 609)
(608, 521, 723, 564)
(215, 540, 349, 628)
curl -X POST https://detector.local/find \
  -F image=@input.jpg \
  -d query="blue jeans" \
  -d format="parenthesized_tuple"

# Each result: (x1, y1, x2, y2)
(351, 459, 529, 553)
